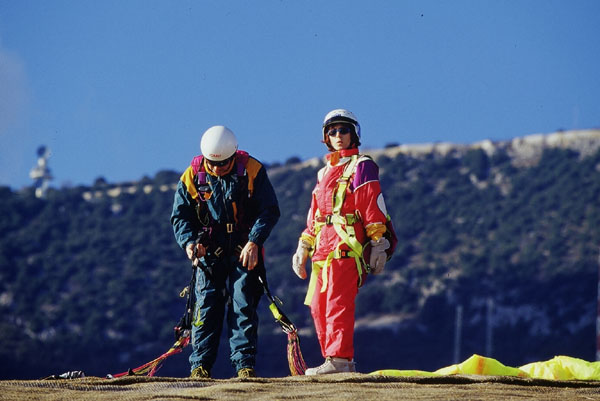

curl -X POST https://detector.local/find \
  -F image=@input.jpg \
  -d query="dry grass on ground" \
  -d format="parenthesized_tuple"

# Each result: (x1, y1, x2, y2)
(2, 374, 600, 401)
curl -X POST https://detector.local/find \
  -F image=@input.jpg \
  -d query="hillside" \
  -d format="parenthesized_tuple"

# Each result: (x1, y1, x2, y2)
(1, 129, 600, 379)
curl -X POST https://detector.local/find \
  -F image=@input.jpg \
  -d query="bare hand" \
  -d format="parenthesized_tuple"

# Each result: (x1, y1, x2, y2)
(239, 242, 259, 270)
(186, 242, 206, 260)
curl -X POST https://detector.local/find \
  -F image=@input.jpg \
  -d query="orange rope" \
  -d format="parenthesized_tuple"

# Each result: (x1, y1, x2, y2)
(108, 336, 190, 378)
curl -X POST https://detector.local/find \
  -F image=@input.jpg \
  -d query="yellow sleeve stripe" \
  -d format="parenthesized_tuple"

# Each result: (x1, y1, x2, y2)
(245, 157, 262, 195)
(300, 233, 316, 248)
(366, 223, 386, 241)
(180, 166, 199, 201)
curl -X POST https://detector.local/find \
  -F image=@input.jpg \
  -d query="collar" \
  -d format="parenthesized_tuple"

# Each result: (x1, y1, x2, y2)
(326, 148, 359, 166)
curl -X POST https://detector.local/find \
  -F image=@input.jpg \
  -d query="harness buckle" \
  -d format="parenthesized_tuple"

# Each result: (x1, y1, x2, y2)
(226, 223, 234, 233)
(325, 215, 333, 225)
(335, 249, 351, 259)
(345, 213, 359, 225)
(214, 247, 223, 257)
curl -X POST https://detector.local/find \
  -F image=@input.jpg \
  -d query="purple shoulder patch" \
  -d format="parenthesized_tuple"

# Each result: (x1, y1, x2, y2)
(352, 159, 379, 189)
(191, 155, 203, 175)
(235, 150, 250, 175)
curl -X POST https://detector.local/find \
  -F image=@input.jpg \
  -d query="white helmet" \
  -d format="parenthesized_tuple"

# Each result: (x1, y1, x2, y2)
(200, 126, 238, 161)
(322, 108, 361, 143)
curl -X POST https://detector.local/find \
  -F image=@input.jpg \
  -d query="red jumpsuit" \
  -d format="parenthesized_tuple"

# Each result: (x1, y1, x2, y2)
(302, 148, 388, 360)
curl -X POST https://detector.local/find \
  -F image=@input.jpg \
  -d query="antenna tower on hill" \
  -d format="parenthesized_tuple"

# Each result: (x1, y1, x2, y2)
(29, 145, 53, 198)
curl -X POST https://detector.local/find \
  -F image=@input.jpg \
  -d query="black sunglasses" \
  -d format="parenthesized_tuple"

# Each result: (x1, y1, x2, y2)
(206, 156, 233, 167)
(327, 126, 352, 136)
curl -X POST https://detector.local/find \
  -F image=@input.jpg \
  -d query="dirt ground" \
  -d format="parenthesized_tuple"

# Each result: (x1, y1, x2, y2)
(2, 374, 600, 401)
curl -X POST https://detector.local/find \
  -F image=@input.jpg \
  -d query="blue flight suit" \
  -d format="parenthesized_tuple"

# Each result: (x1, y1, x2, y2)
(171, 152, 280, 374)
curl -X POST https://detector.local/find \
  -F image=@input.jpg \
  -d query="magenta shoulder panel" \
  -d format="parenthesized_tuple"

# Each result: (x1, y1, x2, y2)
(352, 159, 379, 190)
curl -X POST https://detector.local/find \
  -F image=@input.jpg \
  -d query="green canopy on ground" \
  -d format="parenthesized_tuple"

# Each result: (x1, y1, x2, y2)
(370, 354, 600, 381)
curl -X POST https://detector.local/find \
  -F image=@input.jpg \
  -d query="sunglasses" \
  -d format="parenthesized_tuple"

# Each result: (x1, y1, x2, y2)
(206, 157, 233, 167)
(327, 126, 352, 137)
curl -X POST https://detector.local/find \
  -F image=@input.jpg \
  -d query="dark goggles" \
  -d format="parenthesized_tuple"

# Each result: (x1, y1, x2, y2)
(326, 126, 353, 137)
(206, 156, 233, 167)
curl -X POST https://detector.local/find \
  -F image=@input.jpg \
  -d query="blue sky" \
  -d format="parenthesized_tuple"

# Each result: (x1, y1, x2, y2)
(1, 1, 599, 189)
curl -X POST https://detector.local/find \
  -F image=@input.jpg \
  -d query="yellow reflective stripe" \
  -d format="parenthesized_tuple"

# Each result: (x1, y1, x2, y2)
(334, 227, 362, 257)
(332, 181, 348, 213)
(314, 220, 325, 233)
(304, 260, 325, 305)
(320, 257, 331, 292)
(332, 155, 360, 215)
(366, 222, 386, 241)
(300, 233, 316, 249)
(332, 222, 365, 286)
(269, 302, 283, 321)
(327, 214, 346, 225)
(346, 213, 360, 225)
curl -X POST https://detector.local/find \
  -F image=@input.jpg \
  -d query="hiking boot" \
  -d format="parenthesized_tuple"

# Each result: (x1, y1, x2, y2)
(237, 367, 256, 378)
(190, 366, 210, 378)
(305, 357, 356, 375)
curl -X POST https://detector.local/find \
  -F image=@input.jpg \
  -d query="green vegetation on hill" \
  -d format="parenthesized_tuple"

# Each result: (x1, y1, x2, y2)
(1, 145, 600, 379)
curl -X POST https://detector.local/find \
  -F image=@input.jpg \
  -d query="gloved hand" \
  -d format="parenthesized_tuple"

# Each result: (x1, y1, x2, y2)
(292, 239, 311, 279)
(368, 237, 390, 275)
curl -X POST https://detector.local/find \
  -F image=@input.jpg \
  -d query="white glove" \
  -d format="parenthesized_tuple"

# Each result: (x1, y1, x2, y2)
(369, 238, 390, 275)
(292, 240, 311, 279)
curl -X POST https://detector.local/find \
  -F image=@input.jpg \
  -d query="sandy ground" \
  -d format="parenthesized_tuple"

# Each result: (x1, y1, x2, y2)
(2, 374, 600, 401)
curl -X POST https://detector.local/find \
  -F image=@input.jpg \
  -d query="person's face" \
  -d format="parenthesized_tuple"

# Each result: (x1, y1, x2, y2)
(326, 123, 353, 151)
(206, 157, 234, 176)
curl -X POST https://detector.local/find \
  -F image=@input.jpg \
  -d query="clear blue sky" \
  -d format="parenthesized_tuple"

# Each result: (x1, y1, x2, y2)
(1, 1, 599, 189)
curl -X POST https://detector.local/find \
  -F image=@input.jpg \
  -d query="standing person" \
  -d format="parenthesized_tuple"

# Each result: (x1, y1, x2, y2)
(171, 125, 280, 378)
(292, 109, 396, 375)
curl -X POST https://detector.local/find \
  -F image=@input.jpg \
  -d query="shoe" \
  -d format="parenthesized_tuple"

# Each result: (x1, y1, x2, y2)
(305, 357, 356, 375)
(190, 366, 210, 378)
(237, 367, 256, 378)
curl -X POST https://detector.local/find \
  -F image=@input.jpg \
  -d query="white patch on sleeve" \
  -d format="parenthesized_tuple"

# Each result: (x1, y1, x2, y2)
(317, 166, 327, 182)
(377, 193, 388, 216)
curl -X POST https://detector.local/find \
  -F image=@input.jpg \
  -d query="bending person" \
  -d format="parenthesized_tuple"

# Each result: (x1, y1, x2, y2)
(172, 126, 280, 378)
